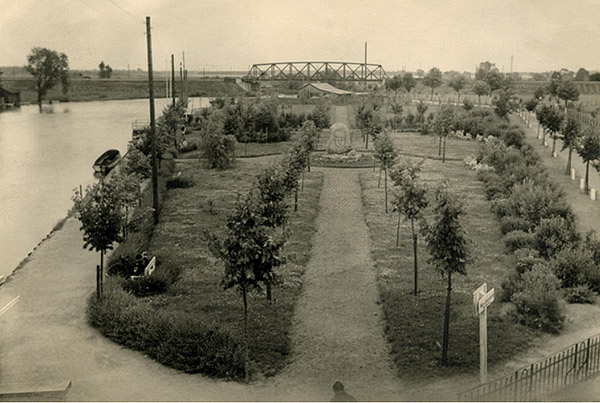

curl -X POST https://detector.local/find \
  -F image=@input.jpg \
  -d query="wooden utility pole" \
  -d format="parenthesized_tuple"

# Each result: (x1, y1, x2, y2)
(171, 54, 176, 106)
(364, 42, 368, 87)
(146, 16, 159, 223)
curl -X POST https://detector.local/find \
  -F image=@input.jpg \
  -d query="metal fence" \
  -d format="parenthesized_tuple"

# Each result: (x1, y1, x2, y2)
(458, 334, 600, 401)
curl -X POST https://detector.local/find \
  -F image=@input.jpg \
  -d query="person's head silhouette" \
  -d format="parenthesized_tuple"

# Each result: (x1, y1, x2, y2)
(331, 381, 356, 402)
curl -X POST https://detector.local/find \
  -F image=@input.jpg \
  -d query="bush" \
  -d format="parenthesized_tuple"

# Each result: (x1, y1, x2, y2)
(199, 132, 237, 170)
(123, 275, 168, 297)
(87, 283, 245, 379)
(179, 139, 199, 153)
(513, 248, 544, 274)
(510, 263, 565, 333)
(500, 272, 523, 302)
(500, 216, 531, 235)
(549, 247, 596, 288)
(500, 126, 526, 149)
(503, 230, 536, 253)
(534, 217, 580, 259)
(564, 285, 596, 304)
(166, 176, 195, 190)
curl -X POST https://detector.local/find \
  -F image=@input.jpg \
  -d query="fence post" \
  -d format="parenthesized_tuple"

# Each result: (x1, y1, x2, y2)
(96, 265, 101, 299)
(514, 370, 519, 401)
(586, 338, 591, 378)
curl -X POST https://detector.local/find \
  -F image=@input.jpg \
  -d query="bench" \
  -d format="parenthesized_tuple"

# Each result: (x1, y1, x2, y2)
(130, 256, 155, 280)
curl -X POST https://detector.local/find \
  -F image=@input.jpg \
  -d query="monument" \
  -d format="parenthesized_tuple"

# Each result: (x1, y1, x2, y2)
(327, 123, 352, 154)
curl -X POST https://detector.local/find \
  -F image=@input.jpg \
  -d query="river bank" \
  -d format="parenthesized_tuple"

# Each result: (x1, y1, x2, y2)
(1, 77, 246, 104)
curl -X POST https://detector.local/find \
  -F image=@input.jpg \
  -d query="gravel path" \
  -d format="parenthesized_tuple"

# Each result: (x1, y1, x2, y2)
(259, 168, 402, 401)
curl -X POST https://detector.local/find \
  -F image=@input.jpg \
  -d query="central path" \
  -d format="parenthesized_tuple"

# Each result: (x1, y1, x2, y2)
(261, 168, 402, 401)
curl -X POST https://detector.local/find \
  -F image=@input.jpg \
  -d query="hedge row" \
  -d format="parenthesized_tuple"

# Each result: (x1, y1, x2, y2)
(471, 120, 600, 333)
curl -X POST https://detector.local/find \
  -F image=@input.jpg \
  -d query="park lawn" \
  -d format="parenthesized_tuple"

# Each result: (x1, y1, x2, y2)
(145, 157, 323, 378)
(359, 133, 539, 381)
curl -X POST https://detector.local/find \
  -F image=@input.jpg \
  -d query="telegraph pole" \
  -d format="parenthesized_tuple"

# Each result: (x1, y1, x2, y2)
(364, 41, 368, 87)
(171, 54, 176, 106)
(146, 16, 159, 223)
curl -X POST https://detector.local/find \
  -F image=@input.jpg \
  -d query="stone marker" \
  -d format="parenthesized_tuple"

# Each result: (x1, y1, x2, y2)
(580, 178, 585, 190)
(571, 168, 576, 180)
(591, 189, 596, 201)
(327, 123, 353, 154)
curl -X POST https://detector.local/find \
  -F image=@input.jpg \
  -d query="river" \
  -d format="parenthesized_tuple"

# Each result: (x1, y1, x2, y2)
(0, 97, 209, 280)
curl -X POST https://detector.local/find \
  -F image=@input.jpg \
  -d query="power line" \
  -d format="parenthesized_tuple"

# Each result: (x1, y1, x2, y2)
(106, 0, 142, 24)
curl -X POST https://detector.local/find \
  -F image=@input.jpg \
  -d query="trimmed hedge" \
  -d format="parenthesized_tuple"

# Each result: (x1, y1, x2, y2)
(88, 282, 245, 378)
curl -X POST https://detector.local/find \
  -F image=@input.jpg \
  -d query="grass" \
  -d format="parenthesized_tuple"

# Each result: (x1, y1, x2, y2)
(359, 132, 539, 381)
(114, 156, 323, 379)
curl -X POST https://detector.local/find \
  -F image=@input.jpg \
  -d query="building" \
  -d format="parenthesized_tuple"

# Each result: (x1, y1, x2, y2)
(0, 88, 21, 110)
(298, 82, 353, 102)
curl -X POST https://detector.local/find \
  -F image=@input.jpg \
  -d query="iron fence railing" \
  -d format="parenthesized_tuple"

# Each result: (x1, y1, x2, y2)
(458, 334, 600, 401)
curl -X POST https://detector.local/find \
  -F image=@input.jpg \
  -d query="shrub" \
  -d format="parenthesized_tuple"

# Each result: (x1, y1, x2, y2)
(534, 217, 580, 259)
(503, 230, 536, 253)
(166, 176, 195, 190)
(199, 132, 237, 170)
(564, 285, 596, 304)
(500, 216, 531, 235)
(500, 272, 523, 302)
(549, 247, 596, 288)
(510, 263, 565, 333)
(513, 248, 545, 274)
(179, 139, 199, 153)
(123, 275, 168, 297)
(500, 126, 526, 149)
(87, 284, 245, 379)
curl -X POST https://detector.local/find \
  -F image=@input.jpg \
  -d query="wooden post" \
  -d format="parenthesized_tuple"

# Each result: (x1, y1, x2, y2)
(171, 54, 176, 106)
(473, 283, 494, 384)
(146, 16, 159, 223)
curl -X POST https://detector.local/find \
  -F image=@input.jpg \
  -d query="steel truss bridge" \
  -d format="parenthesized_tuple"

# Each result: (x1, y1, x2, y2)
(244, 61, 387, 83)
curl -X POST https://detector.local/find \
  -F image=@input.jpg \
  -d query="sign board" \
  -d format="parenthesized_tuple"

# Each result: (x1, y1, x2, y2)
(478, 289, 495, 314)
(473, 283, 487, 316)
(144, 256, 156, 276)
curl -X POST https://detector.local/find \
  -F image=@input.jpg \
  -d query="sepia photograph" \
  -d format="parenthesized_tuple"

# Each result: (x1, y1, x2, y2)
(1, 0, 600, 401)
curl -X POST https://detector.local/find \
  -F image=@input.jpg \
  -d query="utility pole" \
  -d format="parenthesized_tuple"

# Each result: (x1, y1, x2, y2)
(364, 41, 368, 87)
(146, 16, 159, 223)
(171, 54, 176, 106)
(510, 55, 514, 73)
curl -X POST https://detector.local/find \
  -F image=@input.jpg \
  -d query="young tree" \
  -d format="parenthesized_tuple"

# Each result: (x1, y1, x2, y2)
(422, 183, 469, 366)
(472, 81, 490, 107)
(25, 47, 70, 111)
(578, 129, 600, 195)
(300, 120, 317, 172)
(492, 88, 515, 118)
(72, 180, 125, 297)
(374, 133, 398, 213)
(448, 74, 466, 103)
(524, 98, 539, 126)
(433, 105, 456, 162)
(402, 72, 416, 94)
(423, 67, 443, 100)
(561, 116, 582, 175)
(390, 162, 428, 295)
(541, 106, 564, 156)
(388, 93, 404, 130)
(310, 97, 331, 129)
(207, 194, 285, 382)
(98, 61, 105, 78)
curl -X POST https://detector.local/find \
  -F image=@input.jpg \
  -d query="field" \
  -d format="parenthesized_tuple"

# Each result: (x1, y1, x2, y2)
(2, 77, 245, 104)
(360, 132, 539, 380)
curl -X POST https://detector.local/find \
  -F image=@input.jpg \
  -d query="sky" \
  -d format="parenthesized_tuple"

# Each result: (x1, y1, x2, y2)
(2, 0, 600, 74)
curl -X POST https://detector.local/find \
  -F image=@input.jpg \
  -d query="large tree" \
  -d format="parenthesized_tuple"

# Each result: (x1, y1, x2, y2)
(575, 68, 590, 81)
(423, 67, 443, 100)
(25, 47, 70, 111)
(423, 183, 469, 366)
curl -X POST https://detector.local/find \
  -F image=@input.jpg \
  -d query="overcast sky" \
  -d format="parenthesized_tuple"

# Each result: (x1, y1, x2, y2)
(2, 0, 600, 73)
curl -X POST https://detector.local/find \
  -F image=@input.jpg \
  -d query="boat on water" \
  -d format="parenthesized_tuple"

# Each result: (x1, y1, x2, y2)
(93, 149, 121, 175)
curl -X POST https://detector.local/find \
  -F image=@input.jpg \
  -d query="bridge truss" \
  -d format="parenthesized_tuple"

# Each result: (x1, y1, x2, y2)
(244, 61, 386, 83)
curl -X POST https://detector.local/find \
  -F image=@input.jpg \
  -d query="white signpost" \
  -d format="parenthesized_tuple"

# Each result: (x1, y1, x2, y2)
(473, 283, 494, 384)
